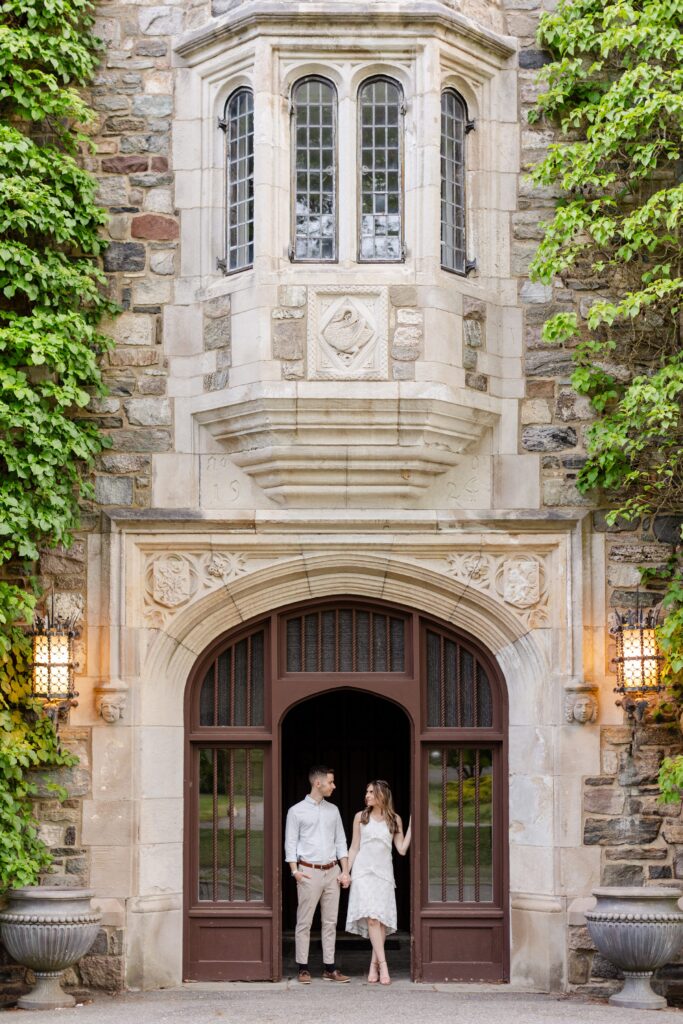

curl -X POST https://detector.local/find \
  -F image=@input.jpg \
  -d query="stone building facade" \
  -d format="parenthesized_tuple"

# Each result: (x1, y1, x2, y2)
(10, 0, 683, 1002)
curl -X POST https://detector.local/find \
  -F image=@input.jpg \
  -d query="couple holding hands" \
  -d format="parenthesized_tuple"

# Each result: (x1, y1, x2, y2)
(285, 765, 412, 986)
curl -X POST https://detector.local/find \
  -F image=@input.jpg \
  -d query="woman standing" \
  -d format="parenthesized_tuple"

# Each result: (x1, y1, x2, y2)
(346, 780, 411, 985)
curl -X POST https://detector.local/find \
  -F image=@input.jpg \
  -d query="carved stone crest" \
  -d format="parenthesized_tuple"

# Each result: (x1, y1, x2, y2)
(308, 287, 388, 380)
(148, 554, 196, 608)
(500, 558, 541, 609)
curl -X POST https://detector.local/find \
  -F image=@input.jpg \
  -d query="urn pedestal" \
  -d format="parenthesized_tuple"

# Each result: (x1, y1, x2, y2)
(0, 887, 101, 1010)
(585, 886, 683, 1011)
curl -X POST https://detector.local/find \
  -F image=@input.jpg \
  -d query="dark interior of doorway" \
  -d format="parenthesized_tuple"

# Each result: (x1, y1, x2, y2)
(281, 690, 411, 974)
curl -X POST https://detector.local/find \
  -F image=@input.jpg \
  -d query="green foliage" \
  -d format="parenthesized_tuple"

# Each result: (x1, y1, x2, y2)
(530, 0, 683, 519)
(0, 628, 77, 890)
(529, 2, 683, 793)
(0, 1, 111, 888)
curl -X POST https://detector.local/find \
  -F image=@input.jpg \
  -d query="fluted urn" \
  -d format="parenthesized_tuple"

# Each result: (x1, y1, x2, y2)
(0, 887, 101, 1010)
(585, 886, 683, 1010)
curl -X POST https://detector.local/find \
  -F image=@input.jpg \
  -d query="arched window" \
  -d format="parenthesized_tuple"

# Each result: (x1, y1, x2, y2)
(358, 76, 404, 262)
(291, 77, 337, 261)
(440, 89, 470, 274)
(221, 87, 254, 274)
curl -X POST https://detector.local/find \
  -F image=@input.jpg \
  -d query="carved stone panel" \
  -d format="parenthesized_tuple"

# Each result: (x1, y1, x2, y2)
(442, 551, 550, 630)
(307, 286, 388, 380)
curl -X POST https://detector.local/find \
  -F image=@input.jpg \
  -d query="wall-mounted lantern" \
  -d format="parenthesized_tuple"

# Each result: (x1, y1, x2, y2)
(611, 606, 663, 723)
(30, 612, 79, 724)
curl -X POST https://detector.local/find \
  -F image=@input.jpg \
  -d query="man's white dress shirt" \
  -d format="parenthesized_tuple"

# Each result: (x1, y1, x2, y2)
(285, 795, 348, 864)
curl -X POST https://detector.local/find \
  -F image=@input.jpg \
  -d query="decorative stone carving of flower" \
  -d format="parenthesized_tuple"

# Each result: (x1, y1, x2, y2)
(206, 552, 247, 582)
(446, 553, 490, 585)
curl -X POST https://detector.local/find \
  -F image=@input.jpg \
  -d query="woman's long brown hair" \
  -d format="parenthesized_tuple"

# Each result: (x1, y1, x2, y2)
(360, 779, 399, 834)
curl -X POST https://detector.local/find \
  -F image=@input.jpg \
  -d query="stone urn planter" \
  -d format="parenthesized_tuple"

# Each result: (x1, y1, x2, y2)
(585, 886, 683, 1010)
(0, 887, 101, 1010)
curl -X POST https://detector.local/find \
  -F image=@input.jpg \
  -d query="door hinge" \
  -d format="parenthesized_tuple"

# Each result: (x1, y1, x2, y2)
(217, 116, 228, 133)
(465, 118, 476, 135)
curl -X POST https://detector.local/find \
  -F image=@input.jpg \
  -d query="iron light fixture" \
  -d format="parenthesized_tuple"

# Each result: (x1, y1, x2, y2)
(30, 603, 79, 725)
(611, 606, 663, 723)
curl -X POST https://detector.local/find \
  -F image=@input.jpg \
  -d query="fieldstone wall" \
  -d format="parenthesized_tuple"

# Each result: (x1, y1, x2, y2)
(568, 717, 683, 1004)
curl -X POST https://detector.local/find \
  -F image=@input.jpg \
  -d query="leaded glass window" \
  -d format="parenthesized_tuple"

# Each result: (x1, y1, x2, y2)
(199, 629, 265, 727)
(197, 747, 265, 902)
(427, 747, 493, 903)
(292, 77, 337, 261)
(441, 89, 467, 274)
(358, 77, 404, 262)
(426, 629, 493, 728)
(285, 607, 406, 673)
(223, 88, 254, 273)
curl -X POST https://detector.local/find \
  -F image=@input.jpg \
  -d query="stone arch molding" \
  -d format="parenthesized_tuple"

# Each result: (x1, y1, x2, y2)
(138, 551, 550, 728)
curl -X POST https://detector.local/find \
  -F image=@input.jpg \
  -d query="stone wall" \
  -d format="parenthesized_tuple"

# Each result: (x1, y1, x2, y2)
(568, 717, 683, 1004)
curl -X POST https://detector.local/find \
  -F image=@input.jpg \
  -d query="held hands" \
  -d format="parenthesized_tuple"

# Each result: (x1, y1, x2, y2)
(338, 872, 351, 888)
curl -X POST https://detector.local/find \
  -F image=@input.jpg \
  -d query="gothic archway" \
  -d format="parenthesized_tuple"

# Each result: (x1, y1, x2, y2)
(183, 596, 508, 982)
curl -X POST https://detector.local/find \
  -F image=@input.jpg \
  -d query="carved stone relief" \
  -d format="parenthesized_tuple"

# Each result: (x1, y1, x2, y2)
(443, 551, 550, 629)
(94, 681, 128, 724)
(148, 554, 197, 609)
(141, 546, 552, 632)
(564, 686, 599, 725)
(308, 287, 388, 380)
(143, 550, 267, 627)
(205, 552, 247, 582)
(498, 558, 541, 609)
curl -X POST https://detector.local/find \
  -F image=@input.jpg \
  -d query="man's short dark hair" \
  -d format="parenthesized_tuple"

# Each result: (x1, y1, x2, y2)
(309, 765, 333, 784)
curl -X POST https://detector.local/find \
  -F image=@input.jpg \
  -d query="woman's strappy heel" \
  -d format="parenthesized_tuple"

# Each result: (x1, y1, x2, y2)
(368, 959, 379, 983)
(378, 960, 391, 986)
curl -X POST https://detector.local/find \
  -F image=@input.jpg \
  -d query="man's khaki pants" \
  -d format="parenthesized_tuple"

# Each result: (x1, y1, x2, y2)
(294, 864, 341, 965)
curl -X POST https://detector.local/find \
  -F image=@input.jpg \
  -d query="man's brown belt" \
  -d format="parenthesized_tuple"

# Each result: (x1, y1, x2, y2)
(297, 859, 336, 870)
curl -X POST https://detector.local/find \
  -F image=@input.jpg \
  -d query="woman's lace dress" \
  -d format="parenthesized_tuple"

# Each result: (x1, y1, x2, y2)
(346, 815, 396, 937)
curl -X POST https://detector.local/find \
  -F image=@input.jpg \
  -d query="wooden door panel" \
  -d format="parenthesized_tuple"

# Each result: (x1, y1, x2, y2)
(187, 917, 272, 981)
(420, 917, 504, 982)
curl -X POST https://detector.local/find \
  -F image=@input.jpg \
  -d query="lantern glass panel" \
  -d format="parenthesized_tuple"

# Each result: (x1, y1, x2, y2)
(618, 627, 661, 692)
(32, 631, 74, 700)
(33, 664, 51, 699)
(50, 634, 71, 666)
(34, 635, 50, 665)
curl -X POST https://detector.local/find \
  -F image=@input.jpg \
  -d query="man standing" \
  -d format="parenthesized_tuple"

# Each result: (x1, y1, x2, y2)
(285, 765, 351, 983)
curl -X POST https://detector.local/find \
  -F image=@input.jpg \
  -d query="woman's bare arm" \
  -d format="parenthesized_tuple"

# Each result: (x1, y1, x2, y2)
(393, 814, 412, 856)
(347, 811, 362, 873)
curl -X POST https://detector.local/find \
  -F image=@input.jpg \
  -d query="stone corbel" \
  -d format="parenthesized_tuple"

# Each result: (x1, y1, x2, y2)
(94, 681, 128, 724)
(564, 682, 599, 725)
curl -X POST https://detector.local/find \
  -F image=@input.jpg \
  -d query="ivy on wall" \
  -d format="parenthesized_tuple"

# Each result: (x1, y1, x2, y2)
(528, 0, 683, 792)
(0, 0, 112, 887)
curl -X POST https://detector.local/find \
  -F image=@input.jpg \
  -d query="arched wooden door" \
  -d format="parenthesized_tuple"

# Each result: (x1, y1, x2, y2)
(183, 598, 508, 982)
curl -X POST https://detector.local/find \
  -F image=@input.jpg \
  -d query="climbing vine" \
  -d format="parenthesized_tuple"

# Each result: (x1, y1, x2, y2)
(528, 0, 683, 792)
(0, 1, 112, 887)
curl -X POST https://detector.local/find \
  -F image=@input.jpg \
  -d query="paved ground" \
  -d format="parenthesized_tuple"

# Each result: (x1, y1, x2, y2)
(18, 981, 683, 1023)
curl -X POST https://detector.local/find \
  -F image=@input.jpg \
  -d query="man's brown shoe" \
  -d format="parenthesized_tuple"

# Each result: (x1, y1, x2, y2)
(322, 969, 350, 983)
(297, 969, 312, 984)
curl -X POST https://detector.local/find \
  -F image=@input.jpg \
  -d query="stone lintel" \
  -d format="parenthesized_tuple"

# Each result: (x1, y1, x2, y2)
(175, 2, 517, 64)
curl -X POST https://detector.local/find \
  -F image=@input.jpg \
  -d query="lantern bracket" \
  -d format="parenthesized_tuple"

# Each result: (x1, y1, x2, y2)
(614, 693, 649, 725)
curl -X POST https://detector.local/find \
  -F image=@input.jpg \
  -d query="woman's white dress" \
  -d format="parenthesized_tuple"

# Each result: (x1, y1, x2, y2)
(346, 815, 397, 937)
